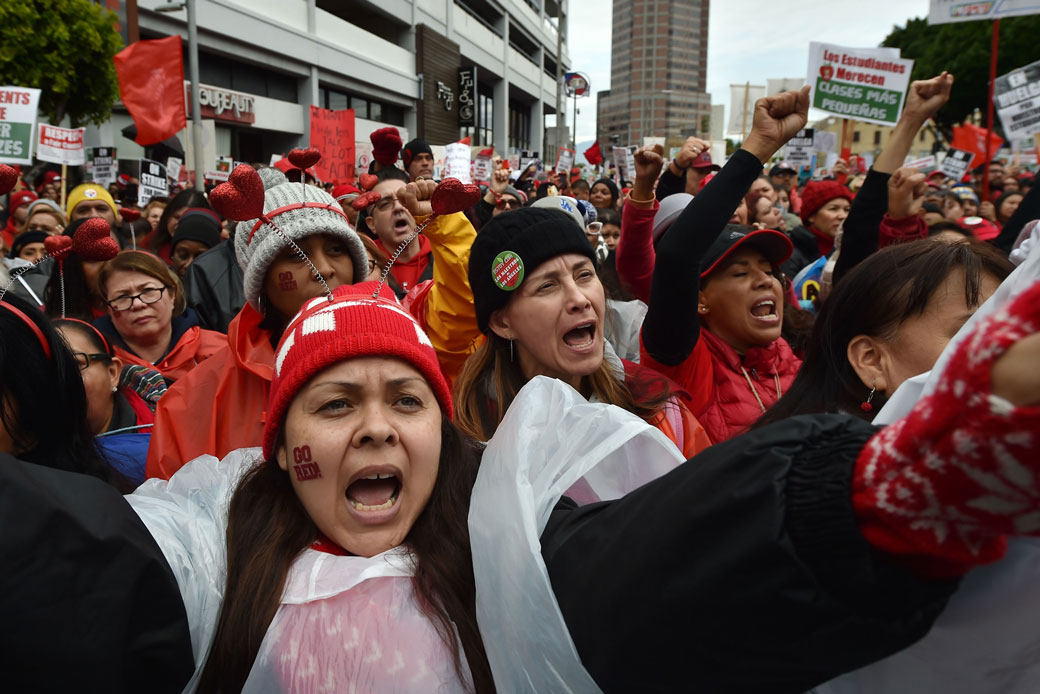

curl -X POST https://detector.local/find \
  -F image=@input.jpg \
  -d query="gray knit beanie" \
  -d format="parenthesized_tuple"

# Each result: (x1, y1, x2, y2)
(234, 169, 368, 310)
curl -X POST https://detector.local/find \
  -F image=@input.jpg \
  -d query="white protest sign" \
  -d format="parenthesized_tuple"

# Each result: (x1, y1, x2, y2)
(905, 154, 937, 170)
(612, 146, 628, 182)
(90, 147, 117, 187)
(474, 153, 493, 182)
(939, 148, 973, 180)
(0, 86, 41, 165)
(786, 128, 815, 167)
(166, 156, 182, 184)
(355, 142, 373, 175)
(37, 124, 86, 165)
(138, 158, 169, 207)
(444, 142, 472, 183)
(994, 59, 1040, 141)
(520, 150, 540, 172)
(625, 146, 637, 185)
(555, 147, 575, 175)
(728, 84, 766, 133)
(807, 42, 913, 126)
(814, 130, 838, 154)
(928, 0, 1040, 24)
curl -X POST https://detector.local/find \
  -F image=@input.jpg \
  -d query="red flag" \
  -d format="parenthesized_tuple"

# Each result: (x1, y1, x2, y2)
(584, 141, 603, 166)
(457, 136, 472, 145)
(113, 36, 187, 146)
(951, 123, 1004, 169)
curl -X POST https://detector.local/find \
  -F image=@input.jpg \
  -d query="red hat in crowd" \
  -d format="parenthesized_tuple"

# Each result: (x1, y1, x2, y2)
(9, 189, 38, 212)
(262, 282, 453, 458)
(371, 127, 403, 166)
(800, 180, 853, 227)
(690, 151, 720, 171)
(35, 171, 61, 193)
(332, 182, 361, 202)
(959, 215, 1000, 241)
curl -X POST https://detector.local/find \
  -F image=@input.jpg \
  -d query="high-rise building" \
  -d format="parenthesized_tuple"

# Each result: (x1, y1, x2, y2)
(597, 0, 711, 154)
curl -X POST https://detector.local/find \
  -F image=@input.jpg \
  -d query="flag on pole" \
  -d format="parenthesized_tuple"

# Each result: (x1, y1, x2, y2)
(113, 36, 187, 146)
(951, 123, 1004, 168)
(584, 141, 603, 166)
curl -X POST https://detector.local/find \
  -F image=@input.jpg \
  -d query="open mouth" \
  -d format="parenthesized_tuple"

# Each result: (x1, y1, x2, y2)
(563, 321, 597, 349)
(392, 217, 411, 234)
(750, 299, 779, 323)
(346, 473, 401, 512)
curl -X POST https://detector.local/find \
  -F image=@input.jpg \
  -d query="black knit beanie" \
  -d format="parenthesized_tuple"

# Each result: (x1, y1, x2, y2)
(401, 138, 433, 170)
(171, 208, 221, 253)
(8, 230, 48, 258)
(469, 206, 596, 333)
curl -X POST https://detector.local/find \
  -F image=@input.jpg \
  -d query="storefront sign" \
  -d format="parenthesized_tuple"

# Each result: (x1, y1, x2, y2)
(0, 86, 41, 165)
(37, 124, 86, 165)
(187, 84, 256, 124)
(458, 67, 476, 127)
(807, 42, 913, 126)
(138, 158, 169, 207)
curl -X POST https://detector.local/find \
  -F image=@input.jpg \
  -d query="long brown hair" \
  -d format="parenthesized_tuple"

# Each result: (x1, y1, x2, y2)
(197, 416, 494, 693)
(454, 331, 669, 442)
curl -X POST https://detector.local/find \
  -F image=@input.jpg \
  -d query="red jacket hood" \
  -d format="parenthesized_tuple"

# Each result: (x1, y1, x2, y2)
(227, 302, 276, 381)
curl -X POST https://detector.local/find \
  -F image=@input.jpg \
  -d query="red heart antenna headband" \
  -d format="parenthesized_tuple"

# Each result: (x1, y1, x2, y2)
(210, 161, 350, 303)
(0, 218, 120, 317)
(370, 177, 481, 299)
(0, 163, 19, 196)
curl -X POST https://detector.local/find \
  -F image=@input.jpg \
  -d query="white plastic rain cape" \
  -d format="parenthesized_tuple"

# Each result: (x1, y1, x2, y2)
(128, 449, 468, 693)
(469, 376, 686, 692)
(812, 232, 1040, 693)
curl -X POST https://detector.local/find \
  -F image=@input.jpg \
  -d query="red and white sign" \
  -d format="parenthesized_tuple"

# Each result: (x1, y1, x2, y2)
(37, 124, 85, 165)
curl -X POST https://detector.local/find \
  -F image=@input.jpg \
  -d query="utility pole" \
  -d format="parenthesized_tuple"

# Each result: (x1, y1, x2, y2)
(554, 0, 564, 161)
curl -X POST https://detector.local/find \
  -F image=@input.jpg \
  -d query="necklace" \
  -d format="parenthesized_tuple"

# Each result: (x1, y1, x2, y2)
(740, 366, 782, 413)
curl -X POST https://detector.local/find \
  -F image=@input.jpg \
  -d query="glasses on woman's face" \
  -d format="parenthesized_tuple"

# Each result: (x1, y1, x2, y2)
(72, 351, 112, 371)
(106, 285, 171, 311)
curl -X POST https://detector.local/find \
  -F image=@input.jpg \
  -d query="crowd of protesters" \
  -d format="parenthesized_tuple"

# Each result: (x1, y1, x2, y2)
(1, 70, 1040, 694)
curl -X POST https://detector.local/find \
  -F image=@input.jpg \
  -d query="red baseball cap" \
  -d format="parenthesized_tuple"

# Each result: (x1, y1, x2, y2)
(690, 151, 721, 171)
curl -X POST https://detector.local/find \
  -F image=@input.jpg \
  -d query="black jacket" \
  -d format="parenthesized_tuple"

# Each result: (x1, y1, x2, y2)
(541, 414, 959, 694)
(0, 453, 194, 692)
(182, 239, 245, 334)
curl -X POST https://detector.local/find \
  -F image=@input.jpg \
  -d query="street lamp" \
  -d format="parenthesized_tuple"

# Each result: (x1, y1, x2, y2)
(155, 0, 204, 192)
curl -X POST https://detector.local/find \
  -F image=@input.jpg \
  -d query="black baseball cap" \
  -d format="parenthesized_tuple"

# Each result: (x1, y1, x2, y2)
(700, 226, 793, 278)
(770, 162, 797, 176)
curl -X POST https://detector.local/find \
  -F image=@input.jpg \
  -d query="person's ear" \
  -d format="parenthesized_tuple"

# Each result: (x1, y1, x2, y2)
(275, 442, 289, 472)
(847, 335, 890, 394)
(108, 355, 123, 390)
(697, 288, 710, 315)
(364, 214, 376, 235)
(488, 308, 514, 341)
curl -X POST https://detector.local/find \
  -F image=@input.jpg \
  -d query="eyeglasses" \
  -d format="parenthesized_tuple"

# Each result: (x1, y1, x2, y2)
(105, 285, 171, 311)
(496, 197, 521, 210)
(586, 222, 603, 233)
(72, 351, 112, 370)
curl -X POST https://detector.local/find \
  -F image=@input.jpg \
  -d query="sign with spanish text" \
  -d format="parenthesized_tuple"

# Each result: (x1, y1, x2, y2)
(807, 42, 913, 126)
(0, 86, 41, 165)
(939, 148, 973, 180)
(138, 158, 169, 207)
(37, 124, 86, 165)
(90, 147, 117, 187)
(786, 128, 815, 168)
(444, 142, 472, 183)
(309, 106, 357, 183)
(994, 59, 1040, 141)
(928, 0, 1040, 24)
(555, 147, 575, 175)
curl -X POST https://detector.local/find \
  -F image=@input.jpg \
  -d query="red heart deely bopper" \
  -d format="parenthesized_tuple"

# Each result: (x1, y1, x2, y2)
(210, 164, 265, 221)
(431, 178, 482, 216)
(351, 191, 383, 211)
(71, 218, 119, 261)
(359, 173, 378, 191)
(0, 164, 18, 196)
(44, 234, 73, 258)
(288, 147, 322, 171)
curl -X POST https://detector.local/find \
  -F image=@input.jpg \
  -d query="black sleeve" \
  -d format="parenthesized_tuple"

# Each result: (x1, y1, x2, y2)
(541, 414, 958, 694)
(643, 148, 764, 365)
(992, 180, 1040, 254)
(0, 453, 195, 693)
(182, 242, 244, 334)
(833, 167, 891, 284)
(655, 166, 686, 201)
(473, 198, 495, 232)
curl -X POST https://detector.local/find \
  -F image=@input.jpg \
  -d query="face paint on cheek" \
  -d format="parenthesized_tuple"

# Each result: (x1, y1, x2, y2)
(291, 445, 322, 481)
(278, 271, 298, 291)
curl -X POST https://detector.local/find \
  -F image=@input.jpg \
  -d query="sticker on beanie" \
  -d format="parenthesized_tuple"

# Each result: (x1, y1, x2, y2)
(492, 251, 524, 291)
(84, 188, 98, 198)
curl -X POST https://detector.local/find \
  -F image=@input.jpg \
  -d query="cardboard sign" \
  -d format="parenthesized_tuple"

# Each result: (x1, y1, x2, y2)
(939, 148, 973, 180)
(37, 124, 86, 165)
(0, 86, 41, 165)
(555, 147, 575, 175)
(90, 147, 117, 187)
(786, 128, 815, 167)
(138, 158, 169, 207)
(994, 59, 1040, 141)
(444, 142, 472, 183)
(473, 153, 492, 183)
(309, 106, 356, 183)
(807, 42, 913, 126)
(928, 0, 1040, 24)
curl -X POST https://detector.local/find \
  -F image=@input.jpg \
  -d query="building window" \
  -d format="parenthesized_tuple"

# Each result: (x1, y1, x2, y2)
(509, 103, 530, 151)
(318, 86, 404, 126)
(853, 131, 860, 143)
(873, 130, 882, 145)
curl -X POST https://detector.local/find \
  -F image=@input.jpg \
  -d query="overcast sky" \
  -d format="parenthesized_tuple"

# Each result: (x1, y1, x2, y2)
(564, 0, 933, 143)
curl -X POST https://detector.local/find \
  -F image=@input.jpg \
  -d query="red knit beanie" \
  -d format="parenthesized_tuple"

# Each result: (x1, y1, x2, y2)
(262, 281, 452, 458)
(370, 127, 403, 166)
(799, 180, 853, 228)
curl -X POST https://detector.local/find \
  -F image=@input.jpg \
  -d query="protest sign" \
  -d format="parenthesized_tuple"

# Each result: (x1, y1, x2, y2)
(813, 130, 838, 154)
(786, 128, 815, 167)
(612, 146, 628, 182)
(624, 147, 637, 185)
(37, 125, 85, 165)
(555, 147, 575, 175)
(138, 158, 169, 207)
(520, 150, 540, 172)
(206, 155, 234, 182)
(474, 152, 493, 182)
(994, 59, 1040, 141)
(928, 0, 1040, 24)
(939, 148, 973, 180)
(90, 147, 117, 187)
(310, 106, 356, 182)
(905, 155, 937, 170)
(166, 156, 182, 184)
(728, 84, 766, 134)
(444, 142, 472, 183)
(0, 86, 41, 165)
(355, 142, 373, 175)
(807, 42, 913, 126)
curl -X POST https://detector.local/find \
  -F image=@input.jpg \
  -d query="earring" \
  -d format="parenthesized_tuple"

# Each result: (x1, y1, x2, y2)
(258, 294, 267, 317)
(112, 386, 118, 393)
(861, 382, 877, 412)
(698, 306, 708, 314)
(509, 339, 514, 362)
